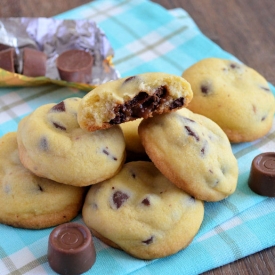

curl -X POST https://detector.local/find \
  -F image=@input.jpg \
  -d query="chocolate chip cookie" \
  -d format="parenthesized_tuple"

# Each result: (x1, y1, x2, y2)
(138, 108, 238, 201)
(0, 132, 85, 229)
(182, 58, 275, 142)
(77, 72, 193, 131)
(17, 97, 126, 186)
(82, 161, 204, 259)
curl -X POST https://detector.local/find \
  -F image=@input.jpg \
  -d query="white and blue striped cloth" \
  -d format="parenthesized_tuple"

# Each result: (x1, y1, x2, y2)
(0, 1, 275, 274)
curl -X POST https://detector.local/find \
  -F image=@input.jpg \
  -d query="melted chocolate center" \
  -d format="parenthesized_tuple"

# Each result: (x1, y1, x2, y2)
(110, 86, 184, 124)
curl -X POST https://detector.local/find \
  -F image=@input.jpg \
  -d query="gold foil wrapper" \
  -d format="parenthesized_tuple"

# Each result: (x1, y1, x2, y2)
(0, 18, 120, 91)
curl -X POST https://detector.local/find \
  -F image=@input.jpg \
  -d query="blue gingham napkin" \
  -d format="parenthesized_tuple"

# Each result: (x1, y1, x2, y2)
(1, 1, 275, 274)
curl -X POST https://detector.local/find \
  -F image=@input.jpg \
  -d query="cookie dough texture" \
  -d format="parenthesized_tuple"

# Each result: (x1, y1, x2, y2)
(139, 108, 238, 201)
(78, 72, 193, 131)
(17, 97, 126, 186)
(182, 58, 275, 143)
(0, 132, 85, 229)
(82, 161, 204, 259)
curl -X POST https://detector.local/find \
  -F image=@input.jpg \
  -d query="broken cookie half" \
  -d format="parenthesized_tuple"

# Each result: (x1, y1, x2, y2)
(77, 72, 193, 131)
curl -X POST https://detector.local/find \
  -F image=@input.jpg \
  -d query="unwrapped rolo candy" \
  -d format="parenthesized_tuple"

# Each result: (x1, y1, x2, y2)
(56, 49, 94, 83)
(248, 152, 275, 197)
(48, 223, 96, 275)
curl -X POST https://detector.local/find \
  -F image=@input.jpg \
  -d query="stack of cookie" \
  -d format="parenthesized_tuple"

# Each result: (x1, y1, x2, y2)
(0, 132, 85, 229)
(0, 97, 126, 230)
(77, 71, 238, 259)
(80, 61, 274, 259)
(77, 72, 205, 259)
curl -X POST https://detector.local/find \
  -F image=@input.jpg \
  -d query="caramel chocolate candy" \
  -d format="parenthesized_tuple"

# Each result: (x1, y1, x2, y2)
(22, 48, 47, 77)
(48, 223, 96, 275)
(56, 49, 93, 83)
(0, 48, 15, 72)
(0, 43, 12, 52)
(248, 152, 275, 197)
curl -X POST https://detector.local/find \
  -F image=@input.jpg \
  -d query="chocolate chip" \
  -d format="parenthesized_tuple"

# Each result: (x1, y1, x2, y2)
(252, 105, 257, 114)
(112, 191, 129, 209)
(124, 76, 136, 83)
(260, 86, 271, 92)
(201, 141, 208, 156)
(103, 148, 109, 156)
(201, 84, 210, 95)
(50, 101, 66, 112)
(261, 115, 267, 121)
(230, 63, 240, 69)
(131, 172, 136, 178)
(142, 236, 154, 245)
(132, 92, 154, 118)
(53, 122, 66, 131)
(38, 185, 43, 192)
(170, 97, 184, 110)
(131, 89, 164, 118)
(103, 147, 117, 161)
(141, 197, 150, 206)
(110, 104, 130, 125)
(185, 126, 199, 141)
(110, 86, 178, 124)
(211, 179, 220, 187)
(184, 117, 195, 123)
(132, 92, 149, 104)
(40, 137, 48, 151)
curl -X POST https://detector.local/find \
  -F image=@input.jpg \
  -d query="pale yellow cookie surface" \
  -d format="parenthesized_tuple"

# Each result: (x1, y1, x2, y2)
(82, 161, 204, 260)
(0, 132, 85, 229)
(182, 58, 275, 142)
(17, 97, 126, 186)
(78, 72, 193, 131)
(139, 108, 238, 201)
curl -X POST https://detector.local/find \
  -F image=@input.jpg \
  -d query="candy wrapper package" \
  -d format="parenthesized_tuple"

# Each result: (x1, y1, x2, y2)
(0, 18, 119, 90)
